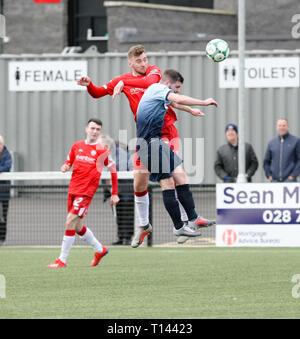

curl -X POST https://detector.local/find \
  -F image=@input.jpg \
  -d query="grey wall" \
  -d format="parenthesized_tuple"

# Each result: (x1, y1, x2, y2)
(106, 3, 237, 53)
(3, 0, 67, 54)
(1, 51, 300, 184)
(105, 0, 300, 52)
(2, 0, 300, 55)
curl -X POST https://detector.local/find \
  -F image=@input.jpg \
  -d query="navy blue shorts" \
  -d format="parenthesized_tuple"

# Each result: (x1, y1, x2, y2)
(136, 138, 183, 182)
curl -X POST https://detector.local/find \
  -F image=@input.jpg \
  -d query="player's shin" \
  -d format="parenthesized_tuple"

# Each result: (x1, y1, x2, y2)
(178, 200, 188, 223)
(175, 184, 198, 221)
(134, 190, 149, 226)
(162, 189, 184, 230)
(77, 226, 103, 253)
(59, 230, 76, 264)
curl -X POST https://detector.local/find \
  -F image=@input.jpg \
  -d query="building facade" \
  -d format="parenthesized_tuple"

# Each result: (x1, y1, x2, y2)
(1, 0, 300, 54)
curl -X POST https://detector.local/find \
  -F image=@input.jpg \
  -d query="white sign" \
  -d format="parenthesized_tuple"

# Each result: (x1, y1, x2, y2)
(216, 225, 300, 247)
(216, 183, 300, 247)
(219, 57, 300, 88)
(9, 60, 87, 92)
(216, 183, 300, 209)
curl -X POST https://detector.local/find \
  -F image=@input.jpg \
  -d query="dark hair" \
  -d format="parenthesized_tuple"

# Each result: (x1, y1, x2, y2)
(163, 69, 184, 84)
(88, 118, 102, 127)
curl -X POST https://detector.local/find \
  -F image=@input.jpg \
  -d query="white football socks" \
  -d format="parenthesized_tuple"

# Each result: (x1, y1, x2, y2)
(59, 231, 76, 264)
(79, 226, 103, 253)
(135, 191, 150, 227)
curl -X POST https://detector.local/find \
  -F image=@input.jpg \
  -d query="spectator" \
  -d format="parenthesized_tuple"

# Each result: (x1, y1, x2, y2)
(215, 123, 259, 183)
(100, 135, 135, 245)
(263, 118, 300, 182)
(0, 135, 12, 245)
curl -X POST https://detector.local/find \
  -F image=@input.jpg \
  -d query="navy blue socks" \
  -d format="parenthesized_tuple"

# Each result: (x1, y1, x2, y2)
(162, 189, 184, 230)
(176, 184, 198, 221)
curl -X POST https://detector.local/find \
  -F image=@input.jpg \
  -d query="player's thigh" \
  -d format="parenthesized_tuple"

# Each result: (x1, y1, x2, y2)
(172, 164, 188, 186)
(133, 171, 150, 192)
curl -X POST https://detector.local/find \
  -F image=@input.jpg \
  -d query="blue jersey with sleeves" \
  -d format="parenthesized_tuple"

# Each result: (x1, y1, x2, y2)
(136, 83, 173, 142)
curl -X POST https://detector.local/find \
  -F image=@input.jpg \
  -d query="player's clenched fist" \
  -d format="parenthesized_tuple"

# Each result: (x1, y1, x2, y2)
(110, 195, 120, 206)
(61, 164, 71, 173)
(78, 76, 91, 86)
(204, 98, 218, 107)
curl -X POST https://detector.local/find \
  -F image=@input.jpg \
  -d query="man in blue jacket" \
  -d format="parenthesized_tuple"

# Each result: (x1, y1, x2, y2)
(263, 119, 300, 182)
(0, 135, 12, 245)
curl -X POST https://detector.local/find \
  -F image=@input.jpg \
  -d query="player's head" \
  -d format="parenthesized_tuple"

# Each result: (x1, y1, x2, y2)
(128, 45, 148, 76)
(86, 119, 102, 143)
(162, 69, 184, 93)
(276, 118, 289, 137)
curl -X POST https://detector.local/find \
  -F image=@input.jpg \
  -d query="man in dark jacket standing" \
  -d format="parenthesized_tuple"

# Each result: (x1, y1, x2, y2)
(264, 118, 300, 182)
(215, 123, 259, 183)
(0, 135, 12, 245)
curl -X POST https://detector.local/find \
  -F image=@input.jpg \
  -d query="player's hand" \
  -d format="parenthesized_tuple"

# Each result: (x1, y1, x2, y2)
(77, 76, 91, 86)
(61, 164, 71, 173)
(110, 195, 120, 206)
(204, 98, 218, 107)
(112, 81, 124, 99)
(190, 108, 205, 117)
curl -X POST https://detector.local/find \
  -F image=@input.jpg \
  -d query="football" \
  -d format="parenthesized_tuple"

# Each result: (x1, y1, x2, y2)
(205, 39, 230, 62)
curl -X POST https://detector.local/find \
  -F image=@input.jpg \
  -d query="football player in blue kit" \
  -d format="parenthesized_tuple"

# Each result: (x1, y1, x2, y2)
(131, 69, 218, 247)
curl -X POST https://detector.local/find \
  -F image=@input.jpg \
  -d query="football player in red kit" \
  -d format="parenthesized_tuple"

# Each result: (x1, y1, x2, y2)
(78, 45, 215, 247)
(47, 119, 119, 268)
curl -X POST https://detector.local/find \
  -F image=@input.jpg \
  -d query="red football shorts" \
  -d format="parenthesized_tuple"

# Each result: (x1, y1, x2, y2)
(134, 147, 148, 171)
(68, 195, 93, 218)
(161, 124, 180, 154)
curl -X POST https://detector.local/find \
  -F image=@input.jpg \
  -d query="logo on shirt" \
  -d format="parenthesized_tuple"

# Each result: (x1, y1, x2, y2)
(91, 150, 97, 157)
(130, 88, 145, 95)
(76, 155, 96, 163)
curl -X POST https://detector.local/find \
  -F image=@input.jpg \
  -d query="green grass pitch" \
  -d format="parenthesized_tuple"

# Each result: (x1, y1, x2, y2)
(0, 247, 300, 319)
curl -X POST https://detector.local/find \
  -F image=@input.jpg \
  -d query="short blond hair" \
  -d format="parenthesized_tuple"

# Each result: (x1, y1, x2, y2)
(127, 45, 146, 59)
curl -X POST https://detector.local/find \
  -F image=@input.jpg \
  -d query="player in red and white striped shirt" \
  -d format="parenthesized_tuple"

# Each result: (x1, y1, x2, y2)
(47, 119, 119, 268)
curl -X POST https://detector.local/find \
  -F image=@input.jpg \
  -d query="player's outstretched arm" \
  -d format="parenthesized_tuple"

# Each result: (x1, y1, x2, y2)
(168, 92, 218, 108)
(171, 102, 205, 117)
(80, 76, 123, 99)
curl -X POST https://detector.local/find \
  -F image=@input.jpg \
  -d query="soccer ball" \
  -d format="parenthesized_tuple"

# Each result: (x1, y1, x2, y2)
(206, 39, 230, 62)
